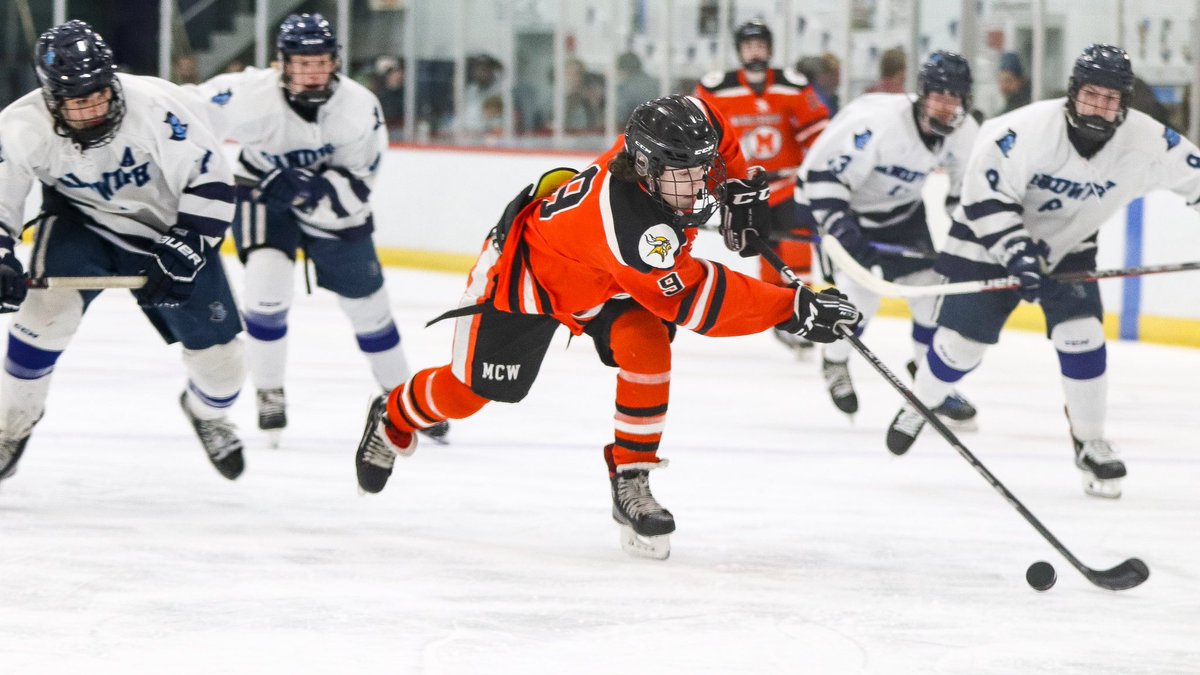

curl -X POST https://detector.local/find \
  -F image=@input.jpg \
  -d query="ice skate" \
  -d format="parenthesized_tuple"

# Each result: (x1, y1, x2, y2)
(606, 445, 674, 560)
(179, 392, 245, 480)
(772, 327, 815, 358)
(256, 388, 286, 448)
(822, 358, 858, 415)
(1073, 436, 1126, 499)
(0, 433, 32, 482)
(355, 394, 416, 494)
(419, 420, 451, 445)
(886, 405, 926, 455)
(907, 361, 977, 431)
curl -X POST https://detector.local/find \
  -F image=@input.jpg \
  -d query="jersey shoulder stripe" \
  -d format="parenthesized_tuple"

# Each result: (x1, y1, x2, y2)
(698, 70, 740, 93)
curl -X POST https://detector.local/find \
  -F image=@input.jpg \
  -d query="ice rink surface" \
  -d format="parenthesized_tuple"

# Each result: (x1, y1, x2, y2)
(1, 260, 1198, 675)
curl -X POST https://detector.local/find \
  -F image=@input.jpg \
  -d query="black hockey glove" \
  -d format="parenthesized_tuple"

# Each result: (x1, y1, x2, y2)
(777, 286, 861, 343)
(255, 167, 330, 212)
(136, 227, 207, 308)
(0, 235, 27, 314)
(825, 211, 878, 266)
(1000, 236, 1050, 302)
(721, 172, 772, 257)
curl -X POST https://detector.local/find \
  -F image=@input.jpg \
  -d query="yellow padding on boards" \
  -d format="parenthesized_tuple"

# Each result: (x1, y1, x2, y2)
(876, 298, 1200, 348)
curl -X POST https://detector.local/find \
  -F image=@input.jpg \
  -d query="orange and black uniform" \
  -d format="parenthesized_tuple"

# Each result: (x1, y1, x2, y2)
(694, 67, 830, 284)
(384, 97, 795, 468)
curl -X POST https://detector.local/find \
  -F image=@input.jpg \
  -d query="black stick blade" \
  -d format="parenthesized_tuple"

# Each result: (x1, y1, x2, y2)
(1085, 558, 1150, 591)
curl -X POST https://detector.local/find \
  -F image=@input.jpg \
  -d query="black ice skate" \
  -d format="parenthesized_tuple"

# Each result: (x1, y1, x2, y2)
(179, 392, 244, 480)
(0, 433, 32, 482)
(886, 405, 926, 455)
(907, 360, 977, 431)
(822, 358, 858, 415)
(605, 445, 674, 560)
(355, 394, 416, 494)
(419, 420, 451, 445)
(1073, 436, 1126, 499)
(256, 388, 286, 448)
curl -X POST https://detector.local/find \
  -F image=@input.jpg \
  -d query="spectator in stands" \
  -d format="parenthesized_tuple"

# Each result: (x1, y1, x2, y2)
(797, 52, 841, 115)
(998, 52, 1031, 113)
(224, 59, 246, 74)
(564, 57, 599, 131)
(616, 52, 658, 126)
(378, 58, 406, 129)
(460, 54, 504, 134)
(866, 47, 906, 93)
(173, 54, 199, 84)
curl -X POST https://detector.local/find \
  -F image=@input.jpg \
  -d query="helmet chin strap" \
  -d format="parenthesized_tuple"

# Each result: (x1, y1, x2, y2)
(742, 59, 769, 73)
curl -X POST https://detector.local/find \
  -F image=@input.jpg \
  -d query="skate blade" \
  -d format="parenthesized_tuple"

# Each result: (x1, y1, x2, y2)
(618, 525, 670, 560)
(1083, 474, 1122, 499)
(266, 430, 282, 449)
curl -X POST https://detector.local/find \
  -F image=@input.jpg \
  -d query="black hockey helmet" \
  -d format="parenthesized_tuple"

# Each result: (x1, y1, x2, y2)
(916, 50, 972, 137)
(734, 20, 773, 72)
(277, 13, 340, 107)
(624, 95, 726, 226)
(34, 20, 124, 149)
(1065, 43, 1134, 142)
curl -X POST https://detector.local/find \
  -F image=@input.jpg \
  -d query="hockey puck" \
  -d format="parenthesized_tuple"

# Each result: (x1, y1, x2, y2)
(1025, 561, 1056, 591)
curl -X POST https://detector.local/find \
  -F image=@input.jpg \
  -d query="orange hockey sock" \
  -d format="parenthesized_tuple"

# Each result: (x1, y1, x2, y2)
(386, 365, 489, 432)
(607, 309, 672, 471)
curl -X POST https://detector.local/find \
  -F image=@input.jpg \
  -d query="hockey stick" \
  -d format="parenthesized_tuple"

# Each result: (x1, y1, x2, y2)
(823, 235, 1200, 298)
(25, 276, 147, 290)
(750, 231, 1150, 591)
(698, 223, 936, 260)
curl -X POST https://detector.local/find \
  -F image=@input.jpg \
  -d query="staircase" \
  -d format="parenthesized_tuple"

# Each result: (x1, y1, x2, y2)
(187, 0, 308, 79)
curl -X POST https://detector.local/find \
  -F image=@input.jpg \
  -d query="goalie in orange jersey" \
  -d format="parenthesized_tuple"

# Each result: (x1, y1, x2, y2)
(353, 95, 860, 559)
(694, 20, 831, 354)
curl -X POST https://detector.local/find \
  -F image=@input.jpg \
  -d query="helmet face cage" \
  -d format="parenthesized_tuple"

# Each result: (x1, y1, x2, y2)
(625, 95, 727, 226)
(277, 13, 340, 107)
(34, 20, 125, 149)
(734, 20, 773, 72)
(1065, 44, 1133, 142)
(916, 51, 972, 137)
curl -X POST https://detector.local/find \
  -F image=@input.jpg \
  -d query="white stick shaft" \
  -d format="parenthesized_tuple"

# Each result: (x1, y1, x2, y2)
(28, 276, 148, 290)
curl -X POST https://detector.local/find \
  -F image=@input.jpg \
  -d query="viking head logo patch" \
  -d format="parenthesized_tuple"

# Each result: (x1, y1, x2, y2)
(638, 224, 680, 270)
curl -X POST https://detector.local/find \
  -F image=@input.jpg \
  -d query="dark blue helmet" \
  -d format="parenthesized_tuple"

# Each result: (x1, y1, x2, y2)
(624, 95, 726, 226)
(1066, 44, 1134, 142)
(734, 20, 773, 72)
(277, 13, 340, 107)
(34, 20, 125, 149)
(916, 50, 973, 137)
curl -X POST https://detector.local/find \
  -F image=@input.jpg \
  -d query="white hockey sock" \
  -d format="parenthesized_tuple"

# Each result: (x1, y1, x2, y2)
(825, 268, 882, 364)
(1062, 375, 1107, 441)
(182, 340, 246, 421)
(338, 289, 411, 390)
(1052, 318, 1108, 441)
(242, 249, 296, 391)
(916, 327, 987, 406)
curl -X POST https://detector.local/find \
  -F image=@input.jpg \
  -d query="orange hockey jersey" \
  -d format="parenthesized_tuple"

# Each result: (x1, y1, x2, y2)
(694, 68, 830, 207)
(476, 97, 794, 338)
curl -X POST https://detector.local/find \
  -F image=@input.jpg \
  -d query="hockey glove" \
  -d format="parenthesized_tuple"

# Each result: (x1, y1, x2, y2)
(255, 167, 331, 212)
(825, 211, 878, 267)
(136, 227, 207, 308)
(0, 235, 27, 314)
(1000, 236, 1050, 302)
(777, 286, 861, 344)
(721, 171, 772, 257)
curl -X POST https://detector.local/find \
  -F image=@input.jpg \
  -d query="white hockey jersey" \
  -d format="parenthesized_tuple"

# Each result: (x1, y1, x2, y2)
(189, 67, 387, 237)
(940, 98, 1200, 277)
(0, 74, 235, 250)
(796, 93, 978, 230)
